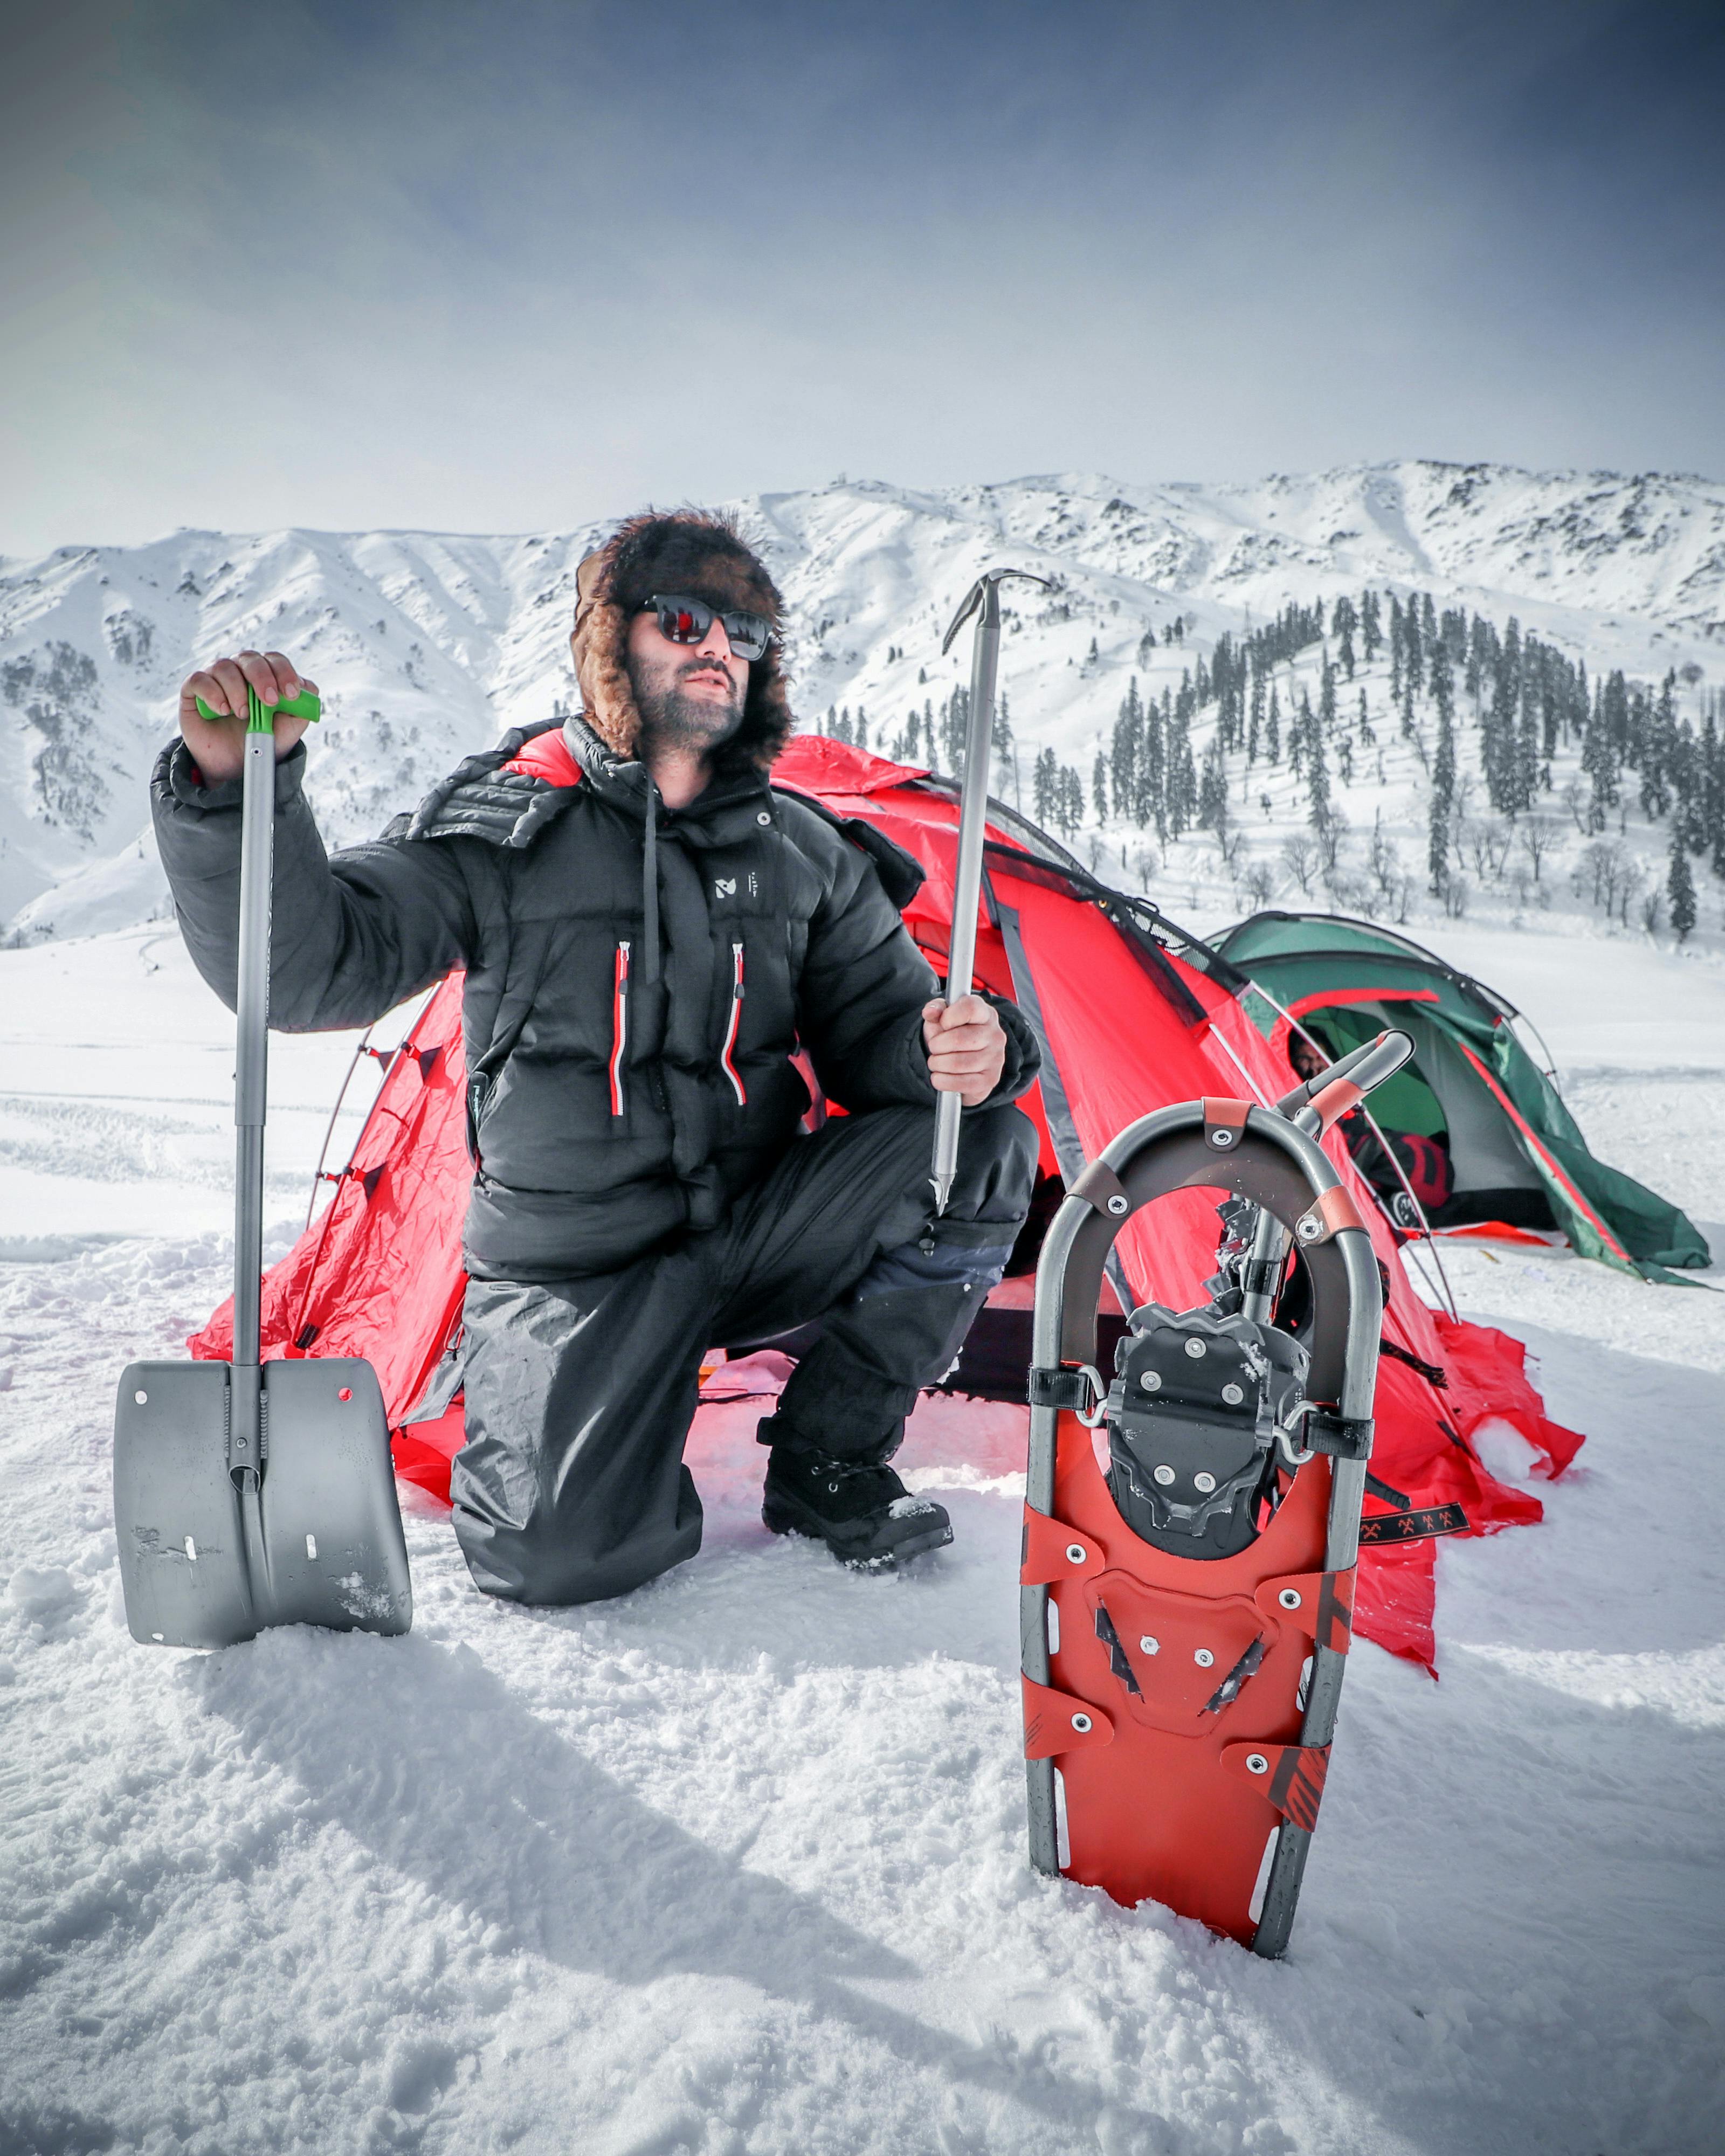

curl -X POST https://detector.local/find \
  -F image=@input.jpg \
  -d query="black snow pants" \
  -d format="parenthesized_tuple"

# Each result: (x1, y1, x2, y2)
(450, 1100, 1039, 1605)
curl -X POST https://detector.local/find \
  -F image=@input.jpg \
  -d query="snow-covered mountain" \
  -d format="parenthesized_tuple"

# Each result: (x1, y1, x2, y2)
(3, 461, 1721, 942)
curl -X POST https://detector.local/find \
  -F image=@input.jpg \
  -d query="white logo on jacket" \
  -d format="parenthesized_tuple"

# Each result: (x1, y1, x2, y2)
(715, 878, 736, 897)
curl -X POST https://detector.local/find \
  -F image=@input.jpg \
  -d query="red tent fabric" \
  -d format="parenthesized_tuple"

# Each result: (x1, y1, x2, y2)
(192, 734, 1582, 1670)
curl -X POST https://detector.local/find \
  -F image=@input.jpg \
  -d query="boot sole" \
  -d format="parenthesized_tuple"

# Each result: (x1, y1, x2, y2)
(762, 1498, 953, 1568)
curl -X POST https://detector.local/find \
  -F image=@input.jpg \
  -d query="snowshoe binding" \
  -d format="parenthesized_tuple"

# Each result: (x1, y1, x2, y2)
(760, 1420, 953, 1567)
(1020, 1031, 1413, 1955)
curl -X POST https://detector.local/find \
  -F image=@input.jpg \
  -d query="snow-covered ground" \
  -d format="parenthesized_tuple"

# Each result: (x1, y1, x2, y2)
(2, 917, 1723, 2156)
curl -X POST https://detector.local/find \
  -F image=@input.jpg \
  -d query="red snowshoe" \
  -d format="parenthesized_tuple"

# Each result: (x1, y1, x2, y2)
(1020, 1030, 1413, 1955)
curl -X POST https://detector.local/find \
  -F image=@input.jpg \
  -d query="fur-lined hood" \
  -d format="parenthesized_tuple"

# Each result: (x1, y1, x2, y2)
(571, 509, 794, 772)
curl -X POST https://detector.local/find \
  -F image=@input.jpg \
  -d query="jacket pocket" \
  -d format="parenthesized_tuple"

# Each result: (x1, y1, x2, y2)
(720, 938, 747, 1106)
(609, 938, 631, 1117)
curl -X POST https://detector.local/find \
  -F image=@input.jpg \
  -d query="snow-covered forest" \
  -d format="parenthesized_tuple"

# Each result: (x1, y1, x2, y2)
(3, 460, 1722, 951)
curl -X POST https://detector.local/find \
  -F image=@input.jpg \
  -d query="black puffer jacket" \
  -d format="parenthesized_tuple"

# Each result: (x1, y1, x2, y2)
(152, 716, 1038, 1280)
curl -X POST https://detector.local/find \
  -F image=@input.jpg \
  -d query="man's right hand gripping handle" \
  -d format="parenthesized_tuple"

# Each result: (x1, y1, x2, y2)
(179, 648, 319, 784)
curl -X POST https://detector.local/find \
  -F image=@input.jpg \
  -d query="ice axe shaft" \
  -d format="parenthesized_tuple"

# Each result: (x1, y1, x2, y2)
(930, 568, 1050, 1213)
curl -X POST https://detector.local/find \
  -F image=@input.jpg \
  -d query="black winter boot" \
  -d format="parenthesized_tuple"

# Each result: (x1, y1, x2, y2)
(758, 1421, 952, 1567)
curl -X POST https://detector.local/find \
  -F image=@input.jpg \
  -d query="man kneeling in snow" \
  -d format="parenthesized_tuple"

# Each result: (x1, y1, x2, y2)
(153, 510, 1040, 1604)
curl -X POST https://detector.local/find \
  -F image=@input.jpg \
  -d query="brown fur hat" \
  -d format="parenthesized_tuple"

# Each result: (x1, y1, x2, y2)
(571, 509, 794, 771)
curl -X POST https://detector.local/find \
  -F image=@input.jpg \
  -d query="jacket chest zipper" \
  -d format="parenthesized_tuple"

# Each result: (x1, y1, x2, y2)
(609, 939, 630, 1116)
(720, 939, 747, 1106)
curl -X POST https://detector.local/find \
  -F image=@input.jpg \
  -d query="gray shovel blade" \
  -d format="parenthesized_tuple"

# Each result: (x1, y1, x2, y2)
(114, 1357, 412, 1649)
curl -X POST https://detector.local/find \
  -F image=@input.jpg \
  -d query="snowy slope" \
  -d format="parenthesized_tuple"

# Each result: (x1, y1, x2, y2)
(3, 462, 1721, 939)
(2, 921, 1723, 2154)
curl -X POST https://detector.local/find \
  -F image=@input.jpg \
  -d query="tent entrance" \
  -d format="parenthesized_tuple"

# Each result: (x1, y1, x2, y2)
(1290, 996, 1557, 1233)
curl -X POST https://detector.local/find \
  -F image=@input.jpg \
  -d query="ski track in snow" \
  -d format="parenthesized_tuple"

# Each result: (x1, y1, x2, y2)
(2, 936, 1723, 2154)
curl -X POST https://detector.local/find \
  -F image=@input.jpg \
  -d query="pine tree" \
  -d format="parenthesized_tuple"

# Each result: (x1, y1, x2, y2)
(1360, 588, 1382, 665)
(1669, 836, 1697, 943)
(1331, 595, 1357, 680)
(1430, 690, 1457, 894)
(1319, 652, 1337, 737)
(1266, 686, 1281, 764)
(1032, 747, 1057, 827)
(1306, 722, 1330, 830)
(1093, 749, 1109, 825)
(1112, 678, 1143, 823)
(1165, 709, 1197, 837)
(1198, 737, 1229, 834)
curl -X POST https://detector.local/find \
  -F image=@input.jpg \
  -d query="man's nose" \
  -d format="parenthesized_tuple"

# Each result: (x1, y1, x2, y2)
(693, 618, 734, 662)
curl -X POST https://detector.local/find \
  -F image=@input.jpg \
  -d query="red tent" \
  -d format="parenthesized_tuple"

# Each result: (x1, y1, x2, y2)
(192, 735, 1581, 1669)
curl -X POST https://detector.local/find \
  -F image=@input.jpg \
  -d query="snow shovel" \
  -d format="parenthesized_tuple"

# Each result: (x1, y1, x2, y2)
(113, 683, 412, 1649)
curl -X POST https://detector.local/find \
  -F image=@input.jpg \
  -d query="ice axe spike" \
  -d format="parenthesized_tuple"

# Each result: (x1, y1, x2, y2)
(929, 568, 1052, 1215)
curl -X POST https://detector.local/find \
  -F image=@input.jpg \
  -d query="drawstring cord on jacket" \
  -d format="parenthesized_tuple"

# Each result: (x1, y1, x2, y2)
(643, 777, 661, 984)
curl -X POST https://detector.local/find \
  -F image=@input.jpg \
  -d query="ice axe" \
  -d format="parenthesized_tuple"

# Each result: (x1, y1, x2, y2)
(930, 567, 1051, 1214)
(113, 683, 412, 1649)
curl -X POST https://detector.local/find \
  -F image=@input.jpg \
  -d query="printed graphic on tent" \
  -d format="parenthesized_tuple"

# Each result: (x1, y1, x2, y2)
(1206, 911, 1710, 1284)
(190, 735, 1584, 1672)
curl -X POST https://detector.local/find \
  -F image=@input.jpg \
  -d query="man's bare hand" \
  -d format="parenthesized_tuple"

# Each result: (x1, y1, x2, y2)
(922, 993, 1006, 1108)
(177, 650, 317, 785)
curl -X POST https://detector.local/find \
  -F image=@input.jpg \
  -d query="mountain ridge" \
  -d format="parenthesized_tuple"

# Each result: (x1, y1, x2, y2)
(3, 460, 1720, 943)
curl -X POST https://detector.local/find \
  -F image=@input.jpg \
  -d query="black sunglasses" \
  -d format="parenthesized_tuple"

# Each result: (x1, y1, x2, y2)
(641, 592, 775, 664)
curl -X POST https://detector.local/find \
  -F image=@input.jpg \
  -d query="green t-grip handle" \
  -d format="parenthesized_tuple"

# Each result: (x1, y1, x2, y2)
(194, 686, 322, 731)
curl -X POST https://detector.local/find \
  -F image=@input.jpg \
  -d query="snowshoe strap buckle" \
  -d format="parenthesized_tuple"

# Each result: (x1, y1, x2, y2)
(1027, 1363, 1107, 1422)
(1302, 1409, 1374, 1461)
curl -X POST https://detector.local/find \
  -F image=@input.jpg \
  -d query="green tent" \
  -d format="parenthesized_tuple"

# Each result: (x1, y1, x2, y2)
(1204, 911, 1711, 1284)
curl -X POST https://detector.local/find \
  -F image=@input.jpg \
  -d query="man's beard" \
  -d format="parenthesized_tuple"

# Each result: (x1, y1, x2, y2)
(633, 662, 746, 758)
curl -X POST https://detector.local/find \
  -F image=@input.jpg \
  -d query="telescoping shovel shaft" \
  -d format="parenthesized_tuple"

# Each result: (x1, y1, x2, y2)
(112, 687, 412, 1649)
(930, 569, 1050, 1213)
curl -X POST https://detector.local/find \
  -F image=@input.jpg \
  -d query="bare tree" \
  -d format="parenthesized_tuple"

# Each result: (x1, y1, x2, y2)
(1440, 872, 1471, 919)
(1574, 840, 1630, 915)
(1517, 813, 1564, 886)
(1463, 816, 1515, 883)
(1313, 804, 1350, 873)
(1324, 868, 1377, 917)
(1367, 817, 1403, 904)
(1280, 832, 1319, 896)
(1242, 860, 1276, 910)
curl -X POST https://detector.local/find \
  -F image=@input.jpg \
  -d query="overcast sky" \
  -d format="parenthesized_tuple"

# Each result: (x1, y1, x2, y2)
(2, 0, 1721, 556)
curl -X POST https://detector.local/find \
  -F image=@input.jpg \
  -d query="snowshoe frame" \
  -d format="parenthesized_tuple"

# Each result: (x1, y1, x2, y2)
(1023, 1032, 1410, 1956)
